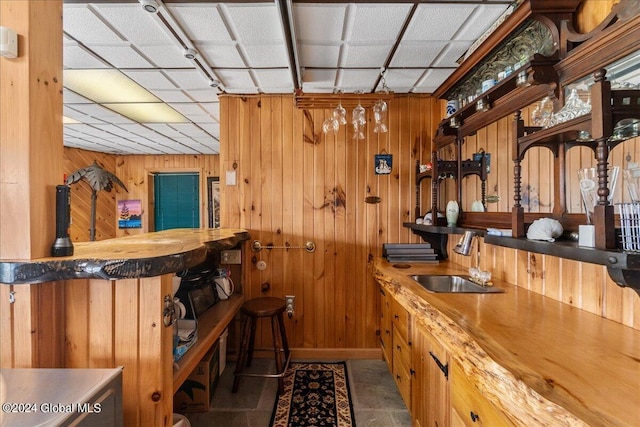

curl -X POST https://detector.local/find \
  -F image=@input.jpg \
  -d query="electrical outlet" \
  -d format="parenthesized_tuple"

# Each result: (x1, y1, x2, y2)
(221, 250, 241, 264)
(285, 295, 295, 317)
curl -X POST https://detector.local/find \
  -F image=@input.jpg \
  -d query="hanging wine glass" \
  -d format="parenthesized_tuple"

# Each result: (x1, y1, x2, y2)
(322, 117, 339, 135)
(333, 103, 347, 125)
(352, 103, 366, 140)
(373, 99, 388, 133)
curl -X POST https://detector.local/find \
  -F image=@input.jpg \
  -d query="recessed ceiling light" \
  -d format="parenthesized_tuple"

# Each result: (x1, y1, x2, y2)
(64, 69, 159, 104)
(103, 103, 188, 123)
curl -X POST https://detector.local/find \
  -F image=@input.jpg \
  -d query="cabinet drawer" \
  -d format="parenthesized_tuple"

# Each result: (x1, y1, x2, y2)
(451, 362, 515, 427)
(392, 327, 411, 373)
(392, 349, 412, 410)
(391, 297, 410, 339)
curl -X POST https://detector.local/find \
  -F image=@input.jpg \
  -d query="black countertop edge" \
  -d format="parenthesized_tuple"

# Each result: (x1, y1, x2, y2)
(0, 231, 250, 285)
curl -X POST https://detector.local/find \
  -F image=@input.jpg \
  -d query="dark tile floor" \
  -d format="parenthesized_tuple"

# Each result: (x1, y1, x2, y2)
(185, 358, 411, 427)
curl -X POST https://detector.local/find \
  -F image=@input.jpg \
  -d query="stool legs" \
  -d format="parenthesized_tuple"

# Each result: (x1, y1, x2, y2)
(232, 311, 291, 395)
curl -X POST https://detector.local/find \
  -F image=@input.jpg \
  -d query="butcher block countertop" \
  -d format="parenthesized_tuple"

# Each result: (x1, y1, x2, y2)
(372, 257, 640, 427)
(0, 228, 250, 284)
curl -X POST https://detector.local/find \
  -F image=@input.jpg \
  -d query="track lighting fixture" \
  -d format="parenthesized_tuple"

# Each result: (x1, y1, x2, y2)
(139, 0, 160, 14)
(183, 48, 198, 60)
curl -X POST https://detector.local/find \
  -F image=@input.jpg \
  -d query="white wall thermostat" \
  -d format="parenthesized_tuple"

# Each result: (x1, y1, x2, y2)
(0, 27, 18, 59)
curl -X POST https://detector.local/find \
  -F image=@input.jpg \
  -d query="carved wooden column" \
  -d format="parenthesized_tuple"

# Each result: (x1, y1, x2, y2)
(512, 111, 525, 237)
(590, 69, 615, 249)
(0, 0, 65, 368)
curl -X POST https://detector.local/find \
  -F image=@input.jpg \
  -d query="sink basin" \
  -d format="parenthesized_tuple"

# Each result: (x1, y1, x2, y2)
(409, 275, 505, 293)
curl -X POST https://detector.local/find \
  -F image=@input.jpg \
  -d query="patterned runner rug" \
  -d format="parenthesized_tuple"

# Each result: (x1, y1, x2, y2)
(269, 361, 356, 427)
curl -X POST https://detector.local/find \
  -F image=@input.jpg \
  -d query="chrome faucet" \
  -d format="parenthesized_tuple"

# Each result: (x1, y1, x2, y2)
(454, 231, 491, 286)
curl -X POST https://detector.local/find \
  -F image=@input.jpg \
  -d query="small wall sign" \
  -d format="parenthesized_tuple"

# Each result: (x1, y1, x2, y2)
(375, 154, 392, 175)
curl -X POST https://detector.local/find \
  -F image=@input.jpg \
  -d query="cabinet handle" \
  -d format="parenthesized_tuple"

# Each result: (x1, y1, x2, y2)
(394, 314, 399, 319)
(429, 351, 449, 380)
(386, 329, 390, 335)
(410, 368, 416, 376)
(396, 345, 401, 350)
(470, 411, 480, 422)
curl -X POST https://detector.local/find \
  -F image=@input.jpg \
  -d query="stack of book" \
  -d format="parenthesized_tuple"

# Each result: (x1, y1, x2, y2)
(383, 243, 438, 263)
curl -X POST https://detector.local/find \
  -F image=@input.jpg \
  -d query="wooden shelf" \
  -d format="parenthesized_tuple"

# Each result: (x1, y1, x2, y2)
(173, 293, 244, 394)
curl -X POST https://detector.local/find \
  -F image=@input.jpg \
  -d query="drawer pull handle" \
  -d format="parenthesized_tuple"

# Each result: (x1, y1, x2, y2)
(429, 351, 449, 380)
(396, 374, 401, 381)
(396, 345, 401, 350)
(470, 411, 479, 422)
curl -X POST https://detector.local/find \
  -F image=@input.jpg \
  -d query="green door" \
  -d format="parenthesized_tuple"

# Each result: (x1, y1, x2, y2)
(154, 173, 199, 231)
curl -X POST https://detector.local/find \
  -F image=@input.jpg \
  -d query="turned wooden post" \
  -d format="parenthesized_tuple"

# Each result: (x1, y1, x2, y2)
(512, 111, 525, 237)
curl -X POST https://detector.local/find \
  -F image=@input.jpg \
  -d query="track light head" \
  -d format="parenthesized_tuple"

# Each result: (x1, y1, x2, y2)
(209, 79, 221, 88)
(139, 0, 160, 13)
(184, 48, 198, 60)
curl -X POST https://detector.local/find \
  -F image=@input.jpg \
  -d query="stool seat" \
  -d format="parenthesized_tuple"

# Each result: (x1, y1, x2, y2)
(241, 297, 286, 317)
(233, 296, 291, 394)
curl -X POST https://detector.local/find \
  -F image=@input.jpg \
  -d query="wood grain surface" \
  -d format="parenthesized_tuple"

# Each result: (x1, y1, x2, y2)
(372, 257, 640, 427)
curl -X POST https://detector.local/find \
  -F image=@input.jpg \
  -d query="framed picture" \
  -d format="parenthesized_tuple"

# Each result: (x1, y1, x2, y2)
(375, 154, 392, 175)
(118, 199, 142, 229)
(207, 176, 220, 228)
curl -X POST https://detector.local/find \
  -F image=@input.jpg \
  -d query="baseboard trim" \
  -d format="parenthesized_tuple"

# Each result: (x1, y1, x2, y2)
(246, 348, 383, 360)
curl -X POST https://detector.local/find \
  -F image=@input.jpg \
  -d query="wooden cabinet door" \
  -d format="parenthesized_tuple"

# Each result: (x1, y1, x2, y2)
(379, 285, 392, 367)
(450, 362, 515, 427)
(412, 321, 450, 427)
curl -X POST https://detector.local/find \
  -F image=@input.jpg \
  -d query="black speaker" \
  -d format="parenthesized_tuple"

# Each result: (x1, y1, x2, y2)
(51, 185, 74, 257)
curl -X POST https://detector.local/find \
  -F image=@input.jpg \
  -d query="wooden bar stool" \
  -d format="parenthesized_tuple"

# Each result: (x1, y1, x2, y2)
(232, 297, 291, 394)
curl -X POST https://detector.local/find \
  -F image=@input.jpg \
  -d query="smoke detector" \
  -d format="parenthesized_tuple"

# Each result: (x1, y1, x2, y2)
(183, 48, 198, 60)
(140, 0, 159, 13)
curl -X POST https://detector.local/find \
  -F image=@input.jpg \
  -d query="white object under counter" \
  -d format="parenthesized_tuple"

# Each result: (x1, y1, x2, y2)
(0, 367, 122, 427)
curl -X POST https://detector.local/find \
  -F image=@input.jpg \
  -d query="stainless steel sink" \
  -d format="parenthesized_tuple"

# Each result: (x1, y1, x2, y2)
(409, 275, 505, 293)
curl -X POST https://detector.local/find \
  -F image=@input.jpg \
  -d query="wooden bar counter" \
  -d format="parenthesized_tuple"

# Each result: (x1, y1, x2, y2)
(372, 257, 640, 427)
(0, 228, 250, 427)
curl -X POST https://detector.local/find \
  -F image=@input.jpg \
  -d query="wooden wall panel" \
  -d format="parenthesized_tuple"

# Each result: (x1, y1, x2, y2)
(219, 94, 437, 352)
(475, 238, 639, 330)
(64, 276, 173, 426)
(64, 147, 118, 242)
(114, 154, 220, 237)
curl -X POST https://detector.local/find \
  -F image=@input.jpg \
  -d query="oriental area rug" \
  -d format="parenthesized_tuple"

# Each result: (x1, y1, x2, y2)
(269, 362, 356, 427)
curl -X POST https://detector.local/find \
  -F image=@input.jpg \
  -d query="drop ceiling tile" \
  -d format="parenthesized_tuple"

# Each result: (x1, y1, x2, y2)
(168, 5, 233, 43)
(349, 4, 412, 42)
(200, 103, 220, 117)
(164, 69, 211, 90)
(390, 41, 448, 68)
(414, 69, 454, 93)
(404, 4, 476, 41)
(455, 5, 510, 41)
(167, 103, 206, 116)
(225, 4, 283, 43)
(93, 4, 173, 44)
(64, 45, 110, 69)
(299, 43, 341, 68)
(338, 69, 381, 92)
(430, 41, 471, 68)
(63, 5, 124, 44)
(184, 114, 217, 124)
(183, 89, 220, 103)
(145, 124, 184, 137)
(302, 69, 337, 92)
(64, 106, 106, 124)
(136, 44, 193, 68)
(254, 70, 294, 93)
(199, 123, 220, 136)
(343, 44, 393, 67)
(64, 90, 94, 104)
(150, 90, 193, 103)
(381, 68, 424, 91)
(123, 70, 179, 90)
(171, 123, 210, 138)
(216, 70, 256, 91)
(86, 44, 154, 69)
(294, 4, 347, 43)
(197, 44, 245, 68)
(242, 43, 289, 68)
